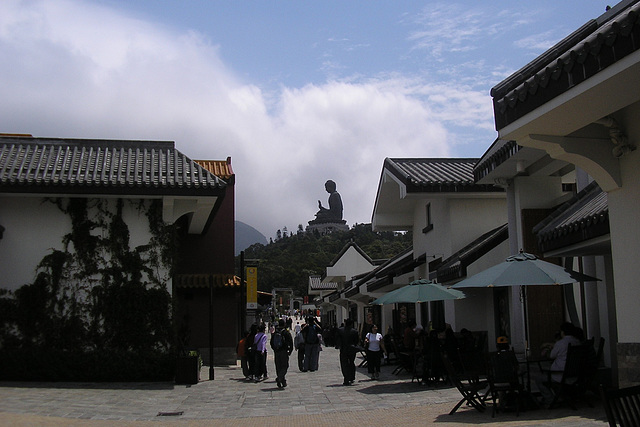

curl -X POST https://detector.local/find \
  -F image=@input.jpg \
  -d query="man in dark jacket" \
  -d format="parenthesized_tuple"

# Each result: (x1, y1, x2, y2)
(270, 319, 294, 388)
(335, 318, 359, 385)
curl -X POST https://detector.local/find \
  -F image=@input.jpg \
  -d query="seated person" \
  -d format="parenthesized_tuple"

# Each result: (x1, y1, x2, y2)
(403, 320, 418, 350)
(534, 322, 581, 406)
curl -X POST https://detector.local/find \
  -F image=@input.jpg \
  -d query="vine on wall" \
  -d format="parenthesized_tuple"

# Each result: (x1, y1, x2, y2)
(0, 197, 179, 379)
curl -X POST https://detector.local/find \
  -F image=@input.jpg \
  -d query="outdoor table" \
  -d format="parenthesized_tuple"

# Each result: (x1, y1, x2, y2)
(516, 353, 552, 409)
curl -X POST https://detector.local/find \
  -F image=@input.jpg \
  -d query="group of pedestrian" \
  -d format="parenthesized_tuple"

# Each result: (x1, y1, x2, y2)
(238, 316, 375, 388)
(237, 318, 297, 388)
(237, 323, 269, 383)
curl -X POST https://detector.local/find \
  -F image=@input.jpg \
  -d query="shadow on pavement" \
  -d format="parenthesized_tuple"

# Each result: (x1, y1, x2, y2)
(357, 381, 451, 394)
(432, 400, 608, 425)
(0, 381, 175, 391)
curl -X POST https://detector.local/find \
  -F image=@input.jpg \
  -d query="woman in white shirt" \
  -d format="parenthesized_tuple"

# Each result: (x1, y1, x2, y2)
(365, 325, 386, 379)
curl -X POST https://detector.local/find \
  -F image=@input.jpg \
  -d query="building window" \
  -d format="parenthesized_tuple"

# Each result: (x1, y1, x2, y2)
(422, 203, 433, 233)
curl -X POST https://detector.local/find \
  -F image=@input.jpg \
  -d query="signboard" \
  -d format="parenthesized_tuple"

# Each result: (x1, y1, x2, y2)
(246, 267, 257, 309)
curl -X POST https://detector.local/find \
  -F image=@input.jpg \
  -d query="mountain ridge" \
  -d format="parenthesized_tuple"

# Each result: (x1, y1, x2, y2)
(235, 221, 268, 255)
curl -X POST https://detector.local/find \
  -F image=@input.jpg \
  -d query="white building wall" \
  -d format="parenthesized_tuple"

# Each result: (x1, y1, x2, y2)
(0, 196, 168, 292)
(449, 199, 507, 250)
(608, 106, 640, 344)
(0, 196, 70, 290)
(412, 198, 452, 264)
(326, 247, 374, 281)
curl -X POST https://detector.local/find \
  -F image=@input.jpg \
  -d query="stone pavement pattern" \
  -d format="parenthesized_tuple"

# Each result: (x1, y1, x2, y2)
(0, 346, 608, 426)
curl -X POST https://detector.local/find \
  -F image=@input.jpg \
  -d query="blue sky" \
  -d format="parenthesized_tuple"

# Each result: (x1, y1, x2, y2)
(0, 1, 611, 238)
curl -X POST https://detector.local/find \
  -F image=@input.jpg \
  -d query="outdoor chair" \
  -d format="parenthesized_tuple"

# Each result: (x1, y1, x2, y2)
(391, 339, 414, 375)
(411, 351, 424, 383)
(458, 348, 487, 383)
(486, 350, 523, 417)
(357, 345, 368, 368)
(600, 384, 640, 427)
(441, 353, 487, 415)
(421, 340, 446, 385)
(542, 343, 596, 409)
(383, 335, 397, 365)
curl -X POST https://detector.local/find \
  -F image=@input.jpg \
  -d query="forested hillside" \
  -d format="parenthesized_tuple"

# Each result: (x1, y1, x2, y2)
(237, 223, 412, 297)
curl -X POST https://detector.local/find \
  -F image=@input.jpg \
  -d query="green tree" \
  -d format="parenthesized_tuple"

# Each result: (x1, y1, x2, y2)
(238, 224, 411, 296)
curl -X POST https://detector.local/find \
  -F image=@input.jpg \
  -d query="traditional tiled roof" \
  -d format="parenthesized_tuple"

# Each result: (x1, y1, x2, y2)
(328, 241, 374, 267)
(195, 158, 235, 183)
(361, 247, 426, 292)
(533, 181, 609, 253)
(309, 275, 338, 291)
(473, 139, 522, 183)
(433, 223, 509, 284)
(0, 135, 226, 196)
(492, 0, 640, 131)
(384, 158, 502, 193)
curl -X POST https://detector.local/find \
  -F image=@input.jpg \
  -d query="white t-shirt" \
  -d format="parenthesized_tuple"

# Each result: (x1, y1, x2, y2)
(366, 332, 383, 351)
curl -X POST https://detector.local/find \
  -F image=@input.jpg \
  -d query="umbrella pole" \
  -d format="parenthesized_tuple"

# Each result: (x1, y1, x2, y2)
(520, 285, 530, 356)
(521, 285, 532, 392)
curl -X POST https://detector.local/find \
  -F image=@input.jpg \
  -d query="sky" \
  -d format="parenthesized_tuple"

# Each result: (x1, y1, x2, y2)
(0, 0, 612, 239)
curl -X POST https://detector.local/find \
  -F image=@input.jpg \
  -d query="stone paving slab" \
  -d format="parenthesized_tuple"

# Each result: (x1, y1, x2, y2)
(0, 346, 609, 426)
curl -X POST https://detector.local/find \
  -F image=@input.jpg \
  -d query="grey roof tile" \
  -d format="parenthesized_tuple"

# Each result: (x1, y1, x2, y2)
(534, 181, 609, 252)
(434, 223, 509, 283)
(0, 136, 226, 196)
(492, 0, 640, 130)
(385, 158, 502, 193)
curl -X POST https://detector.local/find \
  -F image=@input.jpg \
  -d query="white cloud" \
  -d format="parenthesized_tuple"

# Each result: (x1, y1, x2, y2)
(514, 30, 559, 52)
(0, 0, 490, 238)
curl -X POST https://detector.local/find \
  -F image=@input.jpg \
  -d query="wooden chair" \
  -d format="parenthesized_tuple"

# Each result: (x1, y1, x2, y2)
(486, 350, 523, 417)
(441, 353, 487, 415)
(600, 384, 640, 427)
(544, 343, 596, 409)
(383, 335, 397, 365)
(391, 338, 413, 375)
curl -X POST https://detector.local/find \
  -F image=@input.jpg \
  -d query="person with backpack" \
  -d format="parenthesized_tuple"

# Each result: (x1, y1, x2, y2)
(270, 318, 293, 388)
(294, 328, 306, 371)
(302, 316, 321, 372)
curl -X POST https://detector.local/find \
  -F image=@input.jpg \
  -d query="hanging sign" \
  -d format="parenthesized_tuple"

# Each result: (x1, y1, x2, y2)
(246, 267, 257, 309)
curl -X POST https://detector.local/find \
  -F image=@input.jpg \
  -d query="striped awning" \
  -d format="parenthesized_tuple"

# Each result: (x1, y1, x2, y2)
(174, 273, 241, 288)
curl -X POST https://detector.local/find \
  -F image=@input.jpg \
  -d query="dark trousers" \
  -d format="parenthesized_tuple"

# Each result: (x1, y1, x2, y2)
(240, 355, 250, 378)
(367, 350, 382, 374)
(297, 346, 305, 371)
(339, 350, 356, 383)
(253, 351, 266, 378)
(274, 350, 290, 383)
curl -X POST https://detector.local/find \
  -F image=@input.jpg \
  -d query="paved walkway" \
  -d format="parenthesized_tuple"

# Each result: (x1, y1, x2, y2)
(0, 346, 608, 426)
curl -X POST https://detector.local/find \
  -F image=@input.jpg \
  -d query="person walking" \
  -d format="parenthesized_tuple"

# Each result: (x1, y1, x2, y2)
(294, 328, 305, 371)
(335, 318, 359, 385)
(270, 319, 293, 388)
(236, 330, 251, 379)
(252, 323, 268, 382)
(364, 324, 385, 379)
(302, 317, 321, 372)
(246, 324, 258, 381)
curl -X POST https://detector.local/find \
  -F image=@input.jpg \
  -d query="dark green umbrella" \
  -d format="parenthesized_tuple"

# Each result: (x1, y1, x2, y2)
(450, 252, 599, 355)
(450, 252, 599, 288)
(372, 279, 465, 305)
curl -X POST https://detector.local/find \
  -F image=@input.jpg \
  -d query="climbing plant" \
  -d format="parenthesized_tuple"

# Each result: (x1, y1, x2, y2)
(0, 197, 178, 380)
